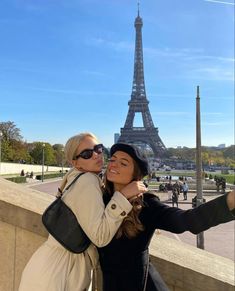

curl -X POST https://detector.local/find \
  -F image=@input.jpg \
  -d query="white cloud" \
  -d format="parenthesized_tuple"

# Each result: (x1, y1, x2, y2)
(189, 66, 234, 81)
(82, 70, 107, 77)
(86, 38, 234, 82)
(202, 112, 222, 116)
(152, 111, 189, 116)
(22, 86, 128, 97)
(86, 37, 134, 51)
(203, 121, 230, 126)
(204, 0, 235, 5)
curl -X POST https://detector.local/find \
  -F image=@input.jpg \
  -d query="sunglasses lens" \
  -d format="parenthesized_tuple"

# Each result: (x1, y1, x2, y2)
(75, 144, 104, 160)
(94, 144, 104, 154)
(79, 149, 93, 159)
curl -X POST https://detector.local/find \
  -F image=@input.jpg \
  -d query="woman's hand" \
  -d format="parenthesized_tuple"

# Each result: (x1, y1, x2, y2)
(226, 189, 235, 211)
(120, 181, 147, 200)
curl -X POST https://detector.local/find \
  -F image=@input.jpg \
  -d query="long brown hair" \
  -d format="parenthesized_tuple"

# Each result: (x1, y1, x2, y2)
(105, 159, 145, 239)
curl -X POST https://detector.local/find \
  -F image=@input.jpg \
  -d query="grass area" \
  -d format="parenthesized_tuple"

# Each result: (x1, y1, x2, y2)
(210, 174, 234, 185)
(146, 171, 235, 185)
(154, 171, 195, 177)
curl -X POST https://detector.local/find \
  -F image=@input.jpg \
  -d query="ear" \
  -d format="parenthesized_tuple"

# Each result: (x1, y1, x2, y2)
(71, 159, 77, 167)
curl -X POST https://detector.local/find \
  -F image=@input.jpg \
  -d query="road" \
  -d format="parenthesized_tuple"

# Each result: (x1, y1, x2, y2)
(29, 179, 235, 261)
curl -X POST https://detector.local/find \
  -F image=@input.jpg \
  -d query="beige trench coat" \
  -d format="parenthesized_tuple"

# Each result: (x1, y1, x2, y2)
(19, 168, 132, 291)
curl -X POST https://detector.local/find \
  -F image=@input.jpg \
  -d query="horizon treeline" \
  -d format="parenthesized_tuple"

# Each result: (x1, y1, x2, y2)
(0, 121, 234, 168)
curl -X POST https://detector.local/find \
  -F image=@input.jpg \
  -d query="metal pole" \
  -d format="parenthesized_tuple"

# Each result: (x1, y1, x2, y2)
(0, 131, 2, 175)
(42, 143, 45, 182)
(196, 86, 204, 249)
(61, 149, 64, 178)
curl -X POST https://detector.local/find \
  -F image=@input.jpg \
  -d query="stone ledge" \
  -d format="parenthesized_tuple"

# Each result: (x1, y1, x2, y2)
(0, 200, 48, 237)
(150, 234, 235, 290)
(0, 177, 54, 213)
(0, 177, 53, 237)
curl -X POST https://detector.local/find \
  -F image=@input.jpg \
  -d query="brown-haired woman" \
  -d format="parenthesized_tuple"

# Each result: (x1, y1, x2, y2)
(98, 143, 235, 291)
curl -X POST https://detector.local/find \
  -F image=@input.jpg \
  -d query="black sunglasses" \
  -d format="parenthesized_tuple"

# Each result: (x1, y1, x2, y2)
(74, 144, 104, 160)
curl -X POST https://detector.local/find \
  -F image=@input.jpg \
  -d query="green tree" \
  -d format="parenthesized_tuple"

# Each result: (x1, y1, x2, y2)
(10, 140, 31, 163)
(30, 142, 57, 165)
(0, 121, 22, 142)
(223, 145, 234, 159)
(201, 151, 210, 166)
(53, 144, 65, 166)
(0, 139, 12, 162)
(0, 121, 25, 162)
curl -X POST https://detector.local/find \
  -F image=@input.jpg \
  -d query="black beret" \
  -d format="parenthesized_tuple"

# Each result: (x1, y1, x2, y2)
(110, 143, 149, 176)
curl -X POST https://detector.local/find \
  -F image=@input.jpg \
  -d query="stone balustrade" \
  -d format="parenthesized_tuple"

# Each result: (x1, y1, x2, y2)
(0, 177, 234, 291)
(0, 162, 70, 176)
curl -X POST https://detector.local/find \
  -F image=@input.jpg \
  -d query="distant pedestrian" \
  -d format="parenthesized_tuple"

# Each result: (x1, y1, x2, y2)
(173, 181, 180, 196)
(182, 182, 189, 200)
(172, 189, 178, 207)
(167, 183, 173, 200)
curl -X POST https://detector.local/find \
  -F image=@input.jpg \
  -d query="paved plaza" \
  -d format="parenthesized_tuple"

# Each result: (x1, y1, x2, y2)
(29, 179, 235, 261)
(154, 191, 234, 261)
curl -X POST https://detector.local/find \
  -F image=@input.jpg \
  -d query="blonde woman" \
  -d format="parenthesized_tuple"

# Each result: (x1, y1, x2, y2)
(19, 133, 146, 291)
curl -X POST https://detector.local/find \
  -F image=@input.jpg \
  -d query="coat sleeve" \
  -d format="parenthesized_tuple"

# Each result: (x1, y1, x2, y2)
(143, 193, 235, 234)
(64, 173, 132, 247)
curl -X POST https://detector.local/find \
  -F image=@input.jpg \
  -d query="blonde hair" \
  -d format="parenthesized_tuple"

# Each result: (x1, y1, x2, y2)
(57, 132, 98, 195)
(64, 132, 98, 162)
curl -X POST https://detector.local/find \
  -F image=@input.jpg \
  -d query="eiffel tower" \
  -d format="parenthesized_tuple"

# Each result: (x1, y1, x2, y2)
(118, 7, 166, 157)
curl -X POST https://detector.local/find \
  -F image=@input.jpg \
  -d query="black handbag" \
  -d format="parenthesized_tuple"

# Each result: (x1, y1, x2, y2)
(42, 172, 91, 253)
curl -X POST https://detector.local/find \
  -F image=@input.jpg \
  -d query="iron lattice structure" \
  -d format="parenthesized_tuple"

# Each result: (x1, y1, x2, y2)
(118, 10, 166, 157)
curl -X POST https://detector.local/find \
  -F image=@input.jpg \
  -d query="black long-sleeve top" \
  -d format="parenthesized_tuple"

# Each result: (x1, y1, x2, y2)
(98, 192, 234, 291)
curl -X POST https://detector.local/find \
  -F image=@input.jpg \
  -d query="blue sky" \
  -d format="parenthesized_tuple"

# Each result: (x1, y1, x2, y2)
(0, 0, 234, 149)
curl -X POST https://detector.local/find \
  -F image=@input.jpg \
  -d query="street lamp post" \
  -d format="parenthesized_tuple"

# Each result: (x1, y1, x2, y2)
(196, 86, 204, 249)
(42, 143, 45, 182)
(0, 131, 2, 175)
(61, 148, 64, 178)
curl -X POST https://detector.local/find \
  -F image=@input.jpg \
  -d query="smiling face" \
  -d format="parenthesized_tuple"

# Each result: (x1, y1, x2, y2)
(72, 136, 104, 174)
(106, 151, 135, 191)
